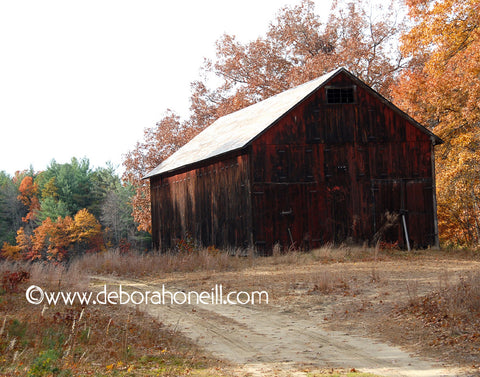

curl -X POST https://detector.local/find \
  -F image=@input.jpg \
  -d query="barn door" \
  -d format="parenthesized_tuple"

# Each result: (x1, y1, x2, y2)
(276, 185, 295, 248)
(324, 146, 352, 243)
(371, 179, 435, 248)
(251, 184, 295, 253)
(371, 180, 403, 245)
(404, 180, 435, 247)
(251, 184, 268, 252)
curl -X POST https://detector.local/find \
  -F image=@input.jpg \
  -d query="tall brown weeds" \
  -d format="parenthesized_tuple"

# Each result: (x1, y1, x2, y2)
(72, 248, 255, 277)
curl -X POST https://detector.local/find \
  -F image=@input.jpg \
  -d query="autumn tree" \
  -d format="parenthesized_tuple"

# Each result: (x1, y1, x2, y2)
(122, 110, 198, 232)
(2, 209, 104, 261)
(1, 242, 21, 260)
(9, 227, 34, 260)
(125, 0, 406, 232)
(190, 0, 404, 123)
(30, 217, 72, 261)
(393, 0, 480, 245)
(17, 176, 40, 224)
(1, 159, 141, 260)
(70, 209, 104, 254)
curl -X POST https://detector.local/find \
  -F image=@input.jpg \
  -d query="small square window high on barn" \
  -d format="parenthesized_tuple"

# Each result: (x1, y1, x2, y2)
(326, 86, 355, 104)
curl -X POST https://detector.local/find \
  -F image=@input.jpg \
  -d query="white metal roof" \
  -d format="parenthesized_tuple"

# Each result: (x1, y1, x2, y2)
(145, 68, 343, 178)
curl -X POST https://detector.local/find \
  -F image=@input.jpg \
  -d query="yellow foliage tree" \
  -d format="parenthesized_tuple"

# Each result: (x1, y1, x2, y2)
(41, 177, 59, 200)
(71, 209, 100, 242)
(1, 209, 104, 261)
(70, 209, 104, 253)
(1, 242, 21, 260)
(393, 0, 480, 246)
(16, 227, 38, 260)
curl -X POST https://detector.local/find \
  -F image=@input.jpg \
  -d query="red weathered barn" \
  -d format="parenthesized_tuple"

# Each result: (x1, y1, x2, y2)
(145, 68, 443, 252)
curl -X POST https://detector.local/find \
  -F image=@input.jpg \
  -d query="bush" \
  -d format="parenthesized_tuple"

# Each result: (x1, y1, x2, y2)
(28, 349, 61, 377)
(1, 269, 30, 292)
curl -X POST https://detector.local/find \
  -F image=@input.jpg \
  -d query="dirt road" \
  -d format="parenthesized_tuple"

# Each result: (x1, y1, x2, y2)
(94, 275, 460, 377)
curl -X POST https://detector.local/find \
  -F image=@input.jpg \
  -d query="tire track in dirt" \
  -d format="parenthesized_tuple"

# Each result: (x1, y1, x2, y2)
(92, 276, 460, 377)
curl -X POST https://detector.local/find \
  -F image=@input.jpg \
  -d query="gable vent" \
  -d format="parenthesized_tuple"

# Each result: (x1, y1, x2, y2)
(326, 86, 355, 104)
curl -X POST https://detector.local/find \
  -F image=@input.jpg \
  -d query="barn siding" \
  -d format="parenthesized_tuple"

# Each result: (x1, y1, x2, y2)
(249, 73, 435, 251)
(149, 70, 438, 252)
(150, 154, 252, 250)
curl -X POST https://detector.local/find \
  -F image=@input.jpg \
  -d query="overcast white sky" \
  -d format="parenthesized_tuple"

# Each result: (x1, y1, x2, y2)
(0, 0, 332, 176)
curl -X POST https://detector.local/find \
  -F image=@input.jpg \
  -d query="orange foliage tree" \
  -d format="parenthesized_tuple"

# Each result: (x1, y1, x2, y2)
(30, 217, 75, 261)
(393, 0, 480, 246)
(17, 176, 40, 223)
(1, 209, 104, 261)
(15, 227, 34, 260)
(191, 0, 404, 123)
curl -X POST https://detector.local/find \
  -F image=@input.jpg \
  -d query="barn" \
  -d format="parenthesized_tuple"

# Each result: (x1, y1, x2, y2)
(145, 68, 443, 252)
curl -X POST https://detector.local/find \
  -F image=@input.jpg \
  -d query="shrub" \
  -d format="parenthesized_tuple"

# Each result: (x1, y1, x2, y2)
(28, 349, 61, 377)
(1, 269, 30, 293)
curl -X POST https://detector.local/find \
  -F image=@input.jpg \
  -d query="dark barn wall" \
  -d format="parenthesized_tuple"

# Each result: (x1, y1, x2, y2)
(250, 72, 436, 250)
(150, 154, 252, 251)
(150, 71, 438, 252)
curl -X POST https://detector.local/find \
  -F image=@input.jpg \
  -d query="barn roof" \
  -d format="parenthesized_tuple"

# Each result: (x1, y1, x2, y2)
(145, 67, 442, 178)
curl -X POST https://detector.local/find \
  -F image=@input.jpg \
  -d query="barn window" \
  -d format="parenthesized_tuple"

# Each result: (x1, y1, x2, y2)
(326, 86, 355, 104)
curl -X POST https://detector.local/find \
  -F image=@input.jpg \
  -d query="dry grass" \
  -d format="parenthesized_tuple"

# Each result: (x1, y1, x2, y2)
(0, 245, 378, 376)
(309, 270, 350, 294)
(2, 245, 479, 375)
(73, 249, 255, 278)
(0, 260, 89, 292)
(402, 271, 480, 328)
(69, 243, 400, 279)
(389, 271, 480, 365)
(0, 263, 228, 376)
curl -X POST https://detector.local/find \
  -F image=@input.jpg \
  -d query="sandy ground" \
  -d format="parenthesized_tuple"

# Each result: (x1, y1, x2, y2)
(92, 254, 480, 376)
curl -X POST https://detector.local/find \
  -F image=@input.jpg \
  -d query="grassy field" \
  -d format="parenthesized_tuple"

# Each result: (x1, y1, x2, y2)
(0, 259, 229, 376)
(1, 245, 479, 376)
